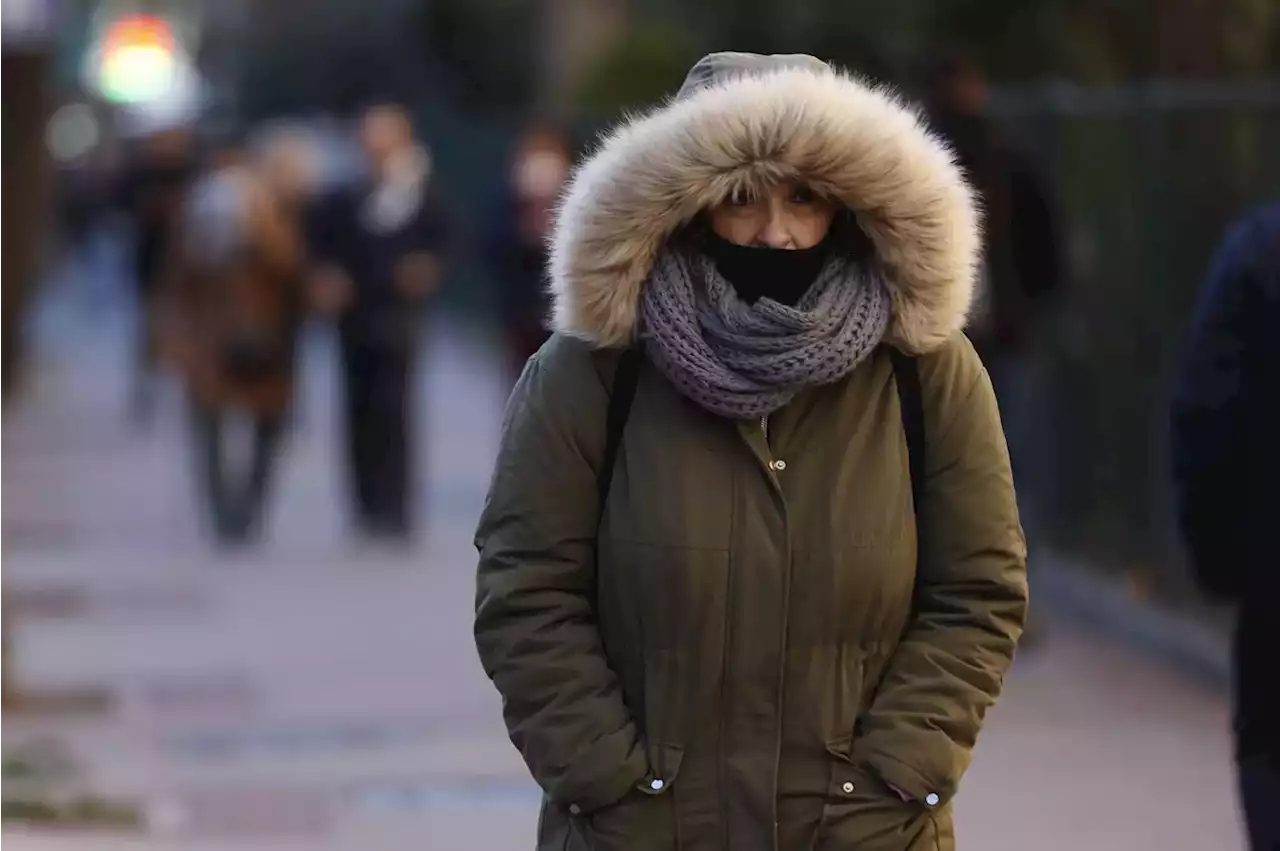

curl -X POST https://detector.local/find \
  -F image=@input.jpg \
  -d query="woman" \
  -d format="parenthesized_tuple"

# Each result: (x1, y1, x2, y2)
(159, 132, 313, 545)
(474, 53, 1027, 851)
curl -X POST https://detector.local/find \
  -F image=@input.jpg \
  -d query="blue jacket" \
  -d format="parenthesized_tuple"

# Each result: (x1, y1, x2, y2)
(1171, 202, 1280, 754)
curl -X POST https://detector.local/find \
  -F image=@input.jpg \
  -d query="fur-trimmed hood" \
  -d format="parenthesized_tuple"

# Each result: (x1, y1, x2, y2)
(548, 52, 982, 354)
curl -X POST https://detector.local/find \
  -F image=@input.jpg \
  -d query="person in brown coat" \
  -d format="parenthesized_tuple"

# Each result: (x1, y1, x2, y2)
(159, 133, 312, 545)
(475, 53, 1027, 851)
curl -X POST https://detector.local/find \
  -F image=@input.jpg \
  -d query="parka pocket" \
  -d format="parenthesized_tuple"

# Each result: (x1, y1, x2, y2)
(811, 739, 932, 851)
(926, 806, 955, 851)
(579, 744, 684, 851)
(537, 797, 591, 851)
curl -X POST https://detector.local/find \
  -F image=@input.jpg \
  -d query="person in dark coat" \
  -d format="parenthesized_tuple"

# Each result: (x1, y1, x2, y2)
(1171, 202, 1280, 851)
(917, 49, 1064, 366)
(118, 125, 199, 427)
(486, 124, 573, 385)
(309, 104, 450, 541)
(918, 49, 1065, 648)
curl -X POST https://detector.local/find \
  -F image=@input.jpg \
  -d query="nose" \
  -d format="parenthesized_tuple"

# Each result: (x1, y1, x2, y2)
(757, 203, 793, 248)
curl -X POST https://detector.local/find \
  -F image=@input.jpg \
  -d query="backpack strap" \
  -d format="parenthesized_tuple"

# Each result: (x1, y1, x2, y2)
(596, 347, 642, 524)
(889, 348, 926, 519)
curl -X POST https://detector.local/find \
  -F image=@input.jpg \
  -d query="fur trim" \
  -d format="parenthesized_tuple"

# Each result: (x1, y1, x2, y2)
(548, 67, 982, 353)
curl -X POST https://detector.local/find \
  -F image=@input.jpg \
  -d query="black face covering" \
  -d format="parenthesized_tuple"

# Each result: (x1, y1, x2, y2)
(703, 230, 834, 306)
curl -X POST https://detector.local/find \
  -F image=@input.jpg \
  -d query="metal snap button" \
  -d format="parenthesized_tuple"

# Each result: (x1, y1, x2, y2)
(925, 793, 940, 807)
(568, 803, 582, 815)
(650, 778, 665, 791)
(841, 781, 855, 794)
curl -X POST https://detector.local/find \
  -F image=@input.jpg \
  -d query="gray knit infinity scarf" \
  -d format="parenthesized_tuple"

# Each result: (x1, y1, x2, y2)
(640, 248, 892, 420)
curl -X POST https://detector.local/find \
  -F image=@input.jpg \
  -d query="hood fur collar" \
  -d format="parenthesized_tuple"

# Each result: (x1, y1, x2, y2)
(548, 66, 982, 353)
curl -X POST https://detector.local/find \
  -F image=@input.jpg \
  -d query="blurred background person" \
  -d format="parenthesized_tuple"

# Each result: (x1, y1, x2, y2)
(158, 131, 314, 546)
(309, 104, 451, 542)
(917, 48, 1066, 370)
(116, 123, 199, 429)
(485, 123, 573, 385)
(918, 47, 1066, 646)
(1171, 201, 1280, 851)
(49, 116, 120, 314)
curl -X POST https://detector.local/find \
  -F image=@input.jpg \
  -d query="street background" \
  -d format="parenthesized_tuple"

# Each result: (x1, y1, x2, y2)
(5, 0, 1280, 847)
(2, 262, 1245, 851)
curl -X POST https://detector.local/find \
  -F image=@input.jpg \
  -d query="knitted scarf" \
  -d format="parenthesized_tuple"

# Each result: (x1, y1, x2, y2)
(639, 247, 892, 419)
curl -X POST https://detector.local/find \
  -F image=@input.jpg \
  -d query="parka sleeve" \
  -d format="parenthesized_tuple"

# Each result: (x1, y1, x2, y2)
(473, 336, 650, 812)
(852, 333, 1028, 807)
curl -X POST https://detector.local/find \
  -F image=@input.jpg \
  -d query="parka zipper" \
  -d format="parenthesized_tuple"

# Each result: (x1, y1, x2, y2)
(760, 409, 792, 851)
(762, 415, 788, 474)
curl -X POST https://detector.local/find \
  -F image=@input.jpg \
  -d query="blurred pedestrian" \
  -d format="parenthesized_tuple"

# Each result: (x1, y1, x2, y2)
(1171, 202, 1279, 851)
(158, 133, 313, 546)
(486, 123, 573, 384)
(474, 53, 1027, 851)
(918, 47, 1065, 647)
(117, 124, 199, 428)
(308, 104, 450, 541)
(918, 49, 1065, 367)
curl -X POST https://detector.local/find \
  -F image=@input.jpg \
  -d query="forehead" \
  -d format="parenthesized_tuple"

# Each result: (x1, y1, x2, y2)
(716, 174, 824, 203)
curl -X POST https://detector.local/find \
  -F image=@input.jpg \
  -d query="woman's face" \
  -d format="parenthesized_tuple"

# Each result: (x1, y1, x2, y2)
(708, 179, 837, 249)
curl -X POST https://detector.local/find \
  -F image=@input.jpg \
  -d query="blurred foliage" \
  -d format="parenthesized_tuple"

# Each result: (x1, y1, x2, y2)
(650, 0, 1280, 86)
(214, 0, 1279, 124)
(929, 0, 1280, 82)
(2, 796, 143, 829)
(232, 2, 423, 121)
(560, 0, 1278, 124)
(2, 738, 143, 830)
(414, 0, 539, 115)
(574, 23, 700, 118)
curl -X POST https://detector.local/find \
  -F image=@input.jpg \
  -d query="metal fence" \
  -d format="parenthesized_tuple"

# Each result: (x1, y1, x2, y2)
(990, 80, 1280, 604)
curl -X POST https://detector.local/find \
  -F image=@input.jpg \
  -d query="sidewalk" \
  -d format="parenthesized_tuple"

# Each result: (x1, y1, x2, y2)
(3, 293, 1246, 850)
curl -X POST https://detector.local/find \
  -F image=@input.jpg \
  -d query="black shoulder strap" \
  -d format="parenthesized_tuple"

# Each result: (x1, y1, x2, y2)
(597, 347, 642, 519)
(889, 348, 926, 518)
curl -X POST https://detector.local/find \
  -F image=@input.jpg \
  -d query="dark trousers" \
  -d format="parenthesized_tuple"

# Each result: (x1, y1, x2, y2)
(131, 234, 166, 426)
(339, 329, 416, 537)
(190, 402, 283, 545)
(1239, 751, 1280, 850)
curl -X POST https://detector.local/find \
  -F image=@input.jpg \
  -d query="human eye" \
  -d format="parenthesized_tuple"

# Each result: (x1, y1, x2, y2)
(789, 185, 820, 205)
(727, 186, 756, 207)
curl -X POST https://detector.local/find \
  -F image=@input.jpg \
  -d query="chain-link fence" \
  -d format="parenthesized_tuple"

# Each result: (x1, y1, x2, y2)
(990, 80, 1280, 605)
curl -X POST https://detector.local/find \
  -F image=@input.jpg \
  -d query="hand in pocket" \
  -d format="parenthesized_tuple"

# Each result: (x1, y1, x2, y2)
(814, 758, 932, 851)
